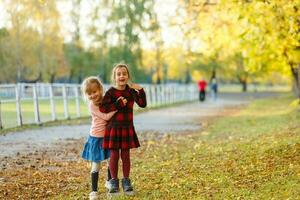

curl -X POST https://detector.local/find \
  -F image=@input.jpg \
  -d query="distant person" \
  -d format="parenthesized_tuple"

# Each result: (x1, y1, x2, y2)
(198, 78, 207, 102)
(100, 63, 147, 196)
(81, 76, 127, 200)
(210, 76, 218, 101)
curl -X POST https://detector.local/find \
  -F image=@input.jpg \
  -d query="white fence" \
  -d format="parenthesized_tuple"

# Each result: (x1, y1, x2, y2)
(0, 83, 197, 129)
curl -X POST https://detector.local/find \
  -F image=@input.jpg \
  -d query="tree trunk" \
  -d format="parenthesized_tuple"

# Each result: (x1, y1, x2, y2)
(156, 67, 161, 84)
(290, 64, 299, 101)
(50, 73, 56, 83)
(77, 72, 82, 84)
(242, 81, 247, 92)
(185, 67, 191, 84)
(297, 63, 300, 104)
(100, 62, 107, 83)
(68, 69, 74, 83)
(155, 43, 162, 84)
(237, 75, 247, 92)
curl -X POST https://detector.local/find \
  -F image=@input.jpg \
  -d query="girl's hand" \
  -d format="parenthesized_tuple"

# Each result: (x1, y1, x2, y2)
(130, 83, 142, 90)
(117, 96, 127, 105)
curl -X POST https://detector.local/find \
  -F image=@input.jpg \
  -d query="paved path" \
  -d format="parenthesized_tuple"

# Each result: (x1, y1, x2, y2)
(0, 92, 279, 158)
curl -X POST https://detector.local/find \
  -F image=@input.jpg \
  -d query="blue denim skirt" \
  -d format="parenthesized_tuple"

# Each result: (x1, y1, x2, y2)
(81, 135, 110, 162)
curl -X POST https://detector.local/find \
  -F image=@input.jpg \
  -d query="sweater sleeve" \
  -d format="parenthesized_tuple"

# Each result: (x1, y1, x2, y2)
(90, 105, 117, 121)
(131, 88, 147, 108)
(100, 90, 125, 113)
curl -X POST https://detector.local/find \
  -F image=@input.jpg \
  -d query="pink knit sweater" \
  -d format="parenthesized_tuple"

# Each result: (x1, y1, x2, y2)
(88, 102, 117, 137)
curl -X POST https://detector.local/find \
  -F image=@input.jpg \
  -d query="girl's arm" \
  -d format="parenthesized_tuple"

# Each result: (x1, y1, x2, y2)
(89, 102, 117, 121)
(91, 108, 117, 121)
(130, 84, 147, 108)
(100, 91, 125, 113)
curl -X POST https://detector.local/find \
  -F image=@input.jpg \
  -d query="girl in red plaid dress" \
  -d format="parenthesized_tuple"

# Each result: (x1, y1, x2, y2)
(100, 64, 147, 195)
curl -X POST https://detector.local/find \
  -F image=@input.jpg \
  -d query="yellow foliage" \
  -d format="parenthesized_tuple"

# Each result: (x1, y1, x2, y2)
(191, 70, 202, 82)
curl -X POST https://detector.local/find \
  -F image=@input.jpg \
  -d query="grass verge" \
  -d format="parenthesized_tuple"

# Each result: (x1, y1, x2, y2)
(109, 94, 299, 199)
(1, 95, 299, 199)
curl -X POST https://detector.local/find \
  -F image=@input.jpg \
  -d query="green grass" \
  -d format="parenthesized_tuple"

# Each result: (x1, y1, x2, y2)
(62, 94, 300, 200)
(206, 94, 299, 140)
(0, 98, 90, 129)
(2, 94, 299, 199)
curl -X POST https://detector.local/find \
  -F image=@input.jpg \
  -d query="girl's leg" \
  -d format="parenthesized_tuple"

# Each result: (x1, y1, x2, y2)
(121, 149, 134, 194)
(121, 149, 130, 178)
(105, 160, 112, 190)
(91, 162, 100, 192)
(109, 149, 119, 179)
(107, 161, 112, 181)
(108, 150, 120, 194)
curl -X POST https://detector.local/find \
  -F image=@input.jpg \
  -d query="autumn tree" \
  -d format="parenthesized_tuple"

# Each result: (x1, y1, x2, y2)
(181, 0, 299, 95)
(87, 0, 157, 83)
(1, 0, 66, 83)
(0, 28, 15, 83)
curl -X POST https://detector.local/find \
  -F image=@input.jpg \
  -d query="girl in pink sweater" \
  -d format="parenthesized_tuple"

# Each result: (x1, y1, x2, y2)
(81, 76, 127, 200)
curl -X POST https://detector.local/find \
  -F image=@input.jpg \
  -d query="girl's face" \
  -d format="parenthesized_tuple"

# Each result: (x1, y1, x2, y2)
(86, 83, 101, 104)
(115, 67, 129, 87)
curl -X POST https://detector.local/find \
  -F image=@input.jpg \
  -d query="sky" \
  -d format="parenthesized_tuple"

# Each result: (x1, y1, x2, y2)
(56, 0, 182, 49)
(0, 0, 182, 49)
(0, 3, 7, 28)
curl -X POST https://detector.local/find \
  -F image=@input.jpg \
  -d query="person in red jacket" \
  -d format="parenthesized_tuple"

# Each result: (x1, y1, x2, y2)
(198, 78, 207, 102)
(100, 63, 147, 196)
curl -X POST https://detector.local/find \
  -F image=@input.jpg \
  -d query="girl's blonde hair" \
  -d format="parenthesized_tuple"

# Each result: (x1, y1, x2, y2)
(81, 76, 103, 105)
(111, 63, 131, 84)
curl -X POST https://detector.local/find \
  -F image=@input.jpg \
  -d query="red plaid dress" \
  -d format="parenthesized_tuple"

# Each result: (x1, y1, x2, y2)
(100, 85, 147, 149)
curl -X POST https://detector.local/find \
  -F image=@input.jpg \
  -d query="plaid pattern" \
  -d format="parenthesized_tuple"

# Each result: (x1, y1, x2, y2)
(100, 85, 147, 149)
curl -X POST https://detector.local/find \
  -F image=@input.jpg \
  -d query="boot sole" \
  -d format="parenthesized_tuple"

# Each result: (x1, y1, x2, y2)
(107, 192, 120, 198)
(124, 191, 135, 196)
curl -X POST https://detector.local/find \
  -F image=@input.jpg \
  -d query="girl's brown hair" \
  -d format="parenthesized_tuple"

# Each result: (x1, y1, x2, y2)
(81, 76, 103, 105)
(111, 63, 131, 84)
